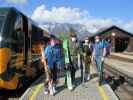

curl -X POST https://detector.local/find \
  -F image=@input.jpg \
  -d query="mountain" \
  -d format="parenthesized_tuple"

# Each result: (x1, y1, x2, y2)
(39, 22, 92, 40)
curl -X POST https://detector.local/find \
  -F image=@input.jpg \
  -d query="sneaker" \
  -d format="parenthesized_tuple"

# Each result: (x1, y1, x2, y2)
(68, 86, 73, 90)
(44, 87, 48, 95)
(53, 86, 57, 94)
(49, 84, 54, 96)
(44, 90, 48, 95)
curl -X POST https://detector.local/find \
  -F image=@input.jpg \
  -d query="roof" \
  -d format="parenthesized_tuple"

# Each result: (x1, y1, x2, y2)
(91, 25, 133, 37)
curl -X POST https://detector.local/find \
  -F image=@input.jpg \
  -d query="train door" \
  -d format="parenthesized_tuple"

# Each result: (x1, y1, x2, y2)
(11, 13, 25, 70)
(22, 15, 29, 65)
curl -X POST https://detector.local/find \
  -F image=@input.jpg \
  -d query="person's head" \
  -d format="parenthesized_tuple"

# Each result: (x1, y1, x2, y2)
(70, 33, 77, 42)
(95, 36, 100, 43)
(84, 37, 89, 43)
(50, 38, 56, 46)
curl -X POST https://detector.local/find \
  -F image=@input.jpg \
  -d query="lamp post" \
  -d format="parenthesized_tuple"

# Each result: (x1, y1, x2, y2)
(112, 32, 116, 52)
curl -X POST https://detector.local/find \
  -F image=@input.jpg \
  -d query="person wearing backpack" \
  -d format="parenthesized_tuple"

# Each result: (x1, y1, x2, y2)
(52, 39, 62, 92)
(83, 37, 92, 81)
(43, 38, 56, 95)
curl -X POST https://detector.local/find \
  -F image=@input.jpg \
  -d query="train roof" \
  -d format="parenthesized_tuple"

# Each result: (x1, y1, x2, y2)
(0, 7, 51, 38)
(0, 7, 13, 15)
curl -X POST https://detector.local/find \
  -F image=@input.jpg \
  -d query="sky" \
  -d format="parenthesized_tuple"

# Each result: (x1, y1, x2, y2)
(0, 0, 133, 33)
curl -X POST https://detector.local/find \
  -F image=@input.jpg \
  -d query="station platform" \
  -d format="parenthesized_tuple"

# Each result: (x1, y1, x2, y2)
(20, 65, 118, 100)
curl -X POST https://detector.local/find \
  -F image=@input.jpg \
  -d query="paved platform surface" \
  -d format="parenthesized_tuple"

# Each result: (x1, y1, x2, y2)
(105, 58, 133, 78)
(20, 65, 118, 100)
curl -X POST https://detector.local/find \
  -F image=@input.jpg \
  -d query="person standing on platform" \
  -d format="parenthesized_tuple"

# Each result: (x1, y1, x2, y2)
(42, 38, 56, 95)
(41, 41, 49, 95)
(82, 37, 92, 81)
(52, 39, 62, 92)
(63, 34, 80, 90)
(91, 36, 106, 85)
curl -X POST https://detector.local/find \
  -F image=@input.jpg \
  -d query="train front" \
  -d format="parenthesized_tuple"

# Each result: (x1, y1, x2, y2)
(0, 8, 19, 90)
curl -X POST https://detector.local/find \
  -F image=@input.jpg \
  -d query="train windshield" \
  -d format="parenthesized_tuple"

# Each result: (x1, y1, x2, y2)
(0, 15, 4, 32)
(0, 15, 10, 48)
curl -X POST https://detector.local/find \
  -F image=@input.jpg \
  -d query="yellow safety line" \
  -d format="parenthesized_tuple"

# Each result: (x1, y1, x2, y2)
(97, 85, 109, 100)
(29, 83, 43, 100)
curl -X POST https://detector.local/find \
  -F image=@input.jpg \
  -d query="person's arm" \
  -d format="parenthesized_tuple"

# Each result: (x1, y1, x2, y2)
(41, 47, 48, 72)
(41, 47, 45, 63)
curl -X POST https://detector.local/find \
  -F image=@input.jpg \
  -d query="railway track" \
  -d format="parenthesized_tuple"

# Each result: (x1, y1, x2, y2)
(105, 63, 133, 86)
(104, 63, 133, 100)
(109, 54, 133, 63)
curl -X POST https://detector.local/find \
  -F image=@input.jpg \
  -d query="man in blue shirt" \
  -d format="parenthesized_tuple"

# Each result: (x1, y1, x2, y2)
(92, 36, 106, 85)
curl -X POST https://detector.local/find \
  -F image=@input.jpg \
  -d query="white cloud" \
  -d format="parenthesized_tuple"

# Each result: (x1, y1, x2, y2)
(125, 21, 133, 32)
(31, 5, 89, 24)
(31, 4, 133, 33)
(6, 0, 27, 4)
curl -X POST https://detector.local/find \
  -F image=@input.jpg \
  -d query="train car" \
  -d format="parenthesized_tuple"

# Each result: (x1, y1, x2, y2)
(0, 7, 50, 90)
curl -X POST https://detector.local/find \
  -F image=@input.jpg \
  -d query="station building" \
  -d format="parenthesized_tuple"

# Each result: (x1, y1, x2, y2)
(90, 26, 133, 52)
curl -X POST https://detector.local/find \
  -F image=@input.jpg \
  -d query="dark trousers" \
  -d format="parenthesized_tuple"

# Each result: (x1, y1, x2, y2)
(53, 62, 58, 83)
(71, 67, 76, 84)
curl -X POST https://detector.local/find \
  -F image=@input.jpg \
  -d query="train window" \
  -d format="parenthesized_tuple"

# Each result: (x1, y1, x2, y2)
(11, 15, 24, 53)
(14, 15, 24, 44)
(14, 15, 22, 32)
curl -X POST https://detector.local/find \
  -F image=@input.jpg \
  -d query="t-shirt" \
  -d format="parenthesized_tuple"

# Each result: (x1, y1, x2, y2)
(44, 45, 54, 69)
(93, 41, 106, 57)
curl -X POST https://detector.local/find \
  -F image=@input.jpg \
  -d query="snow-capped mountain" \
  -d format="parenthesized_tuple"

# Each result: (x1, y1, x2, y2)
(39, 22, 92, 39)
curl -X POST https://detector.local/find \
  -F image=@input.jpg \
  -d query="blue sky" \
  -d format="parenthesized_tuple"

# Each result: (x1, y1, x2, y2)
(0, 0, 133, 33)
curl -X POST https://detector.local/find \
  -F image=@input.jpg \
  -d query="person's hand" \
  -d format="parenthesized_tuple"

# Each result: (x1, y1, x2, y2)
(91, 56, 95, 62)
(41, 58, 44, 63)
(101, 57, 104, 62)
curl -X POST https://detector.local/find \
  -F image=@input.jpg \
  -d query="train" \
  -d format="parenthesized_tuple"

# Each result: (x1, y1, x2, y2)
(0, 7, 50, 90)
